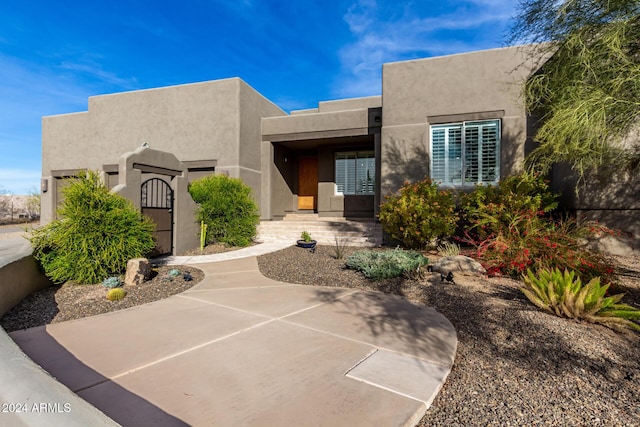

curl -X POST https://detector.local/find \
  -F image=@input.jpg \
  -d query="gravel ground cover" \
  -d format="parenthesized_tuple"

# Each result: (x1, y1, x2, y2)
(2, 241, 639, 426)
(0, 240, 239, 332)
(257, 245, 640, 427)
(1, 265, 203, 332)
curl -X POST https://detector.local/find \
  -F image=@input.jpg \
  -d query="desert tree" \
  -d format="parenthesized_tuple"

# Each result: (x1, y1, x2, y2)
(508, 0, 640, 180)
(0, 186, 12, 220)
(25, 187, 41, 220)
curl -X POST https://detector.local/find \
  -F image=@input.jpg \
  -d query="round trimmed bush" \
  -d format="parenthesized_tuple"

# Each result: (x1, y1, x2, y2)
(378, 178, 458, 249)
(188, 175, 259, 247)
(29, 171, 155, 285)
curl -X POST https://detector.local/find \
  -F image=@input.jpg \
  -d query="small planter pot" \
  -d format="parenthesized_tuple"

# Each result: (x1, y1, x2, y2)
(297, 240, 317, 249)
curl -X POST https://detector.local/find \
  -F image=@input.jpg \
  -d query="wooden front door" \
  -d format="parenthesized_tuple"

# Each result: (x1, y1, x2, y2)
(298, 157, 318, 210)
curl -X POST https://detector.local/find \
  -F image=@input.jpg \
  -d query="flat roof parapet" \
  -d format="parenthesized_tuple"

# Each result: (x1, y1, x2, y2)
(318, 96, 381, 113)
(290, 108, 319, 115)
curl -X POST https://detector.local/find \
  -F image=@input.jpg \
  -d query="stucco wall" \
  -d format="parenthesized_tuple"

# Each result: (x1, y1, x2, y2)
(43, 79, 245, 175)
(0, 240, 51, 318)
(263, 142, 295, 219)
(238, 82, 287, 217)
(262, 108, 371, 140)
(41, 79, 244, 224)
(261, 97, 379, 220)
(42, 78, 286, 223)
(0, 244, 118, 426)
(552, 164, 640, 238)
(380, 45, 542, 194)
(239, 82, 287, 173)
(318, 96, 381, 113)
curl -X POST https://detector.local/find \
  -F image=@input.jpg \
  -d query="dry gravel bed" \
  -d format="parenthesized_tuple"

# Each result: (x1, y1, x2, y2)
(257, 245, 640, 427)
(1, 265, 203, 332)
(0, 239, 239, 331)
(2, 241, 639, 426)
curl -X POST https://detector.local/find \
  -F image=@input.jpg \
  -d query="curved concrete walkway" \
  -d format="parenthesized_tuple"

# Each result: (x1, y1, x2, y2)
(9, 245, 457, 427)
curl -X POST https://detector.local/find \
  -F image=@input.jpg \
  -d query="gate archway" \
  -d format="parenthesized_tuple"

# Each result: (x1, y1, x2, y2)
(141, 178, 174, 256)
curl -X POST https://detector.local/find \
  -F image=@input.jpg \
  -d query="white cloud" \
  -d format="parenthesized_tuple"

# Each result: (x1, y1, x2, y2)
(0, 53, 134, 195)
(333, 72, 382, 99)
(60, 60, 139, 89)
(0, 53, 95, 115)
(271, 95, 316, 113)
(343, 0, 378, 34)
(332, 0, 517, 98)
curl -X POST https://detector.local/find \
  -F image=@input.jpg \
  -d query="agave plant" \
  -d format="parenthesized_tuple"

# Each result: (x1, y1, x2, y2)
(522, 268, 640, 332)
(102, 276, 122, 289)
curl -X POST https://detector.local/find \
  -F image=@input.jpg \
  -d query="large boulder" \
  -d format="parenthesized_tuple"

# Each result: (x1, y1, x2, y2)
(124, 258, 151, 287)
(431, 255, 486, 277)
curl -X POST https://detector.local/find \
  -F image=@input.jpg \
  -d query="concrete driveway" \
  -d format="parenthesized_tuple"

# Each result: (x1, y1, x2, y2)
(10, 256, 457, 427)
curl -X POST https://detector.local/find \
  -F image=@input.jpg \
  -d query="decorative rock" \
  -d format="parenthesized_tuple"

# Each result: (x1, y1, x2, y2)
(432, 255, 486, 277)
(124, 258, 151, 286)
(585, 234, 640, 257)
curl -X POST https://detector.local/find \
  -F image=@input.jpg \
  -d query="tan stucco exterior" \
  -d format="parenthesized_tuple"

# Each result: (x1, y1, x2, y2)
(109, 146, 200, 255)
(41, 79, 286, 253)
(41, 78, 286, 220)
(380, 45, 540, 193)
(261, 96, 381, 219)
(40, 44, 639, 251)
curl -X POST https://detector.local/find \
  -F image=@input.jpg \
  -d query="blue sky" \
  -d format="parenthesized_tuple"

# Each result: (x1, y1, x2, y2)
(0, 0, 517, 195)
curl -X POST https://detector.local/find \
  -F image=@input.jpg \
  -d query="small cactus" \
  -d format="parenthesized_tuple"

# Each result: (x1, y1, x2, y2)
(168, 269, 181, 278)
(106, 288, 126, 301)
(102, 276, 122, 288)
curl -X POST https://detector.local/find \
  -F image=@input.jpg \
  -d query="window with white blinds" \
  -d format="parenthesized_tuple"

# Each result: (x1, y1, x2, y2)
(335, 152, 375, 195)
(430, 120, 500, 186)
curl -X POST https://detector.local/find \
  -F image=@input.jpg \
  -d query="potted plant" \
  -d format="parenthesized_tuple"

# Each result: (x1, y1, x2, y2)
(297, 230, 317, 249)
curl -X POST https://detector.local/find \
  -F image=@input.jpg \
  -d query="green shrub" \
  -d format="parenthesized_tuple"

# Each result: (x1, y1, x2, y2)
(378, 178, 458, 249)
(30, 171, 155, 285)
(522, 268, 640, 332)
(465, 209, 615, 283)
(345, 248, 428, 280)
(189, 175, 259, 247)
(459, 171, 558, 240)
(456, 171, 614, 283)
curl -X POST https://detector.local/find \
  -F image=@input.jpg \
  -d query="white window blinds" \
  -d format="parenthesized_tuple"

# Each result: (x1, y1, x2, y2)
(430, 120, 500, 186)
(336, 152, 375, 195)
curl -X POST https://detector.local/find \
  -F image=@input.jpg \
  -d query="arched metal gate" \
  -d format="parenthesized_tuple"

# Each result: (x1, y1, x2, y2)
(141, 178, 174, 256)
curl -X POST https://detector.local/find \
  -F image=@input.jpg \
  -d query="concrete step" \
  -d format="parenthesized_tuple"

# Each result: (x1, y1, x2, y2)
(257, 219, 383, 247)
(282, 213, 320, 221)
